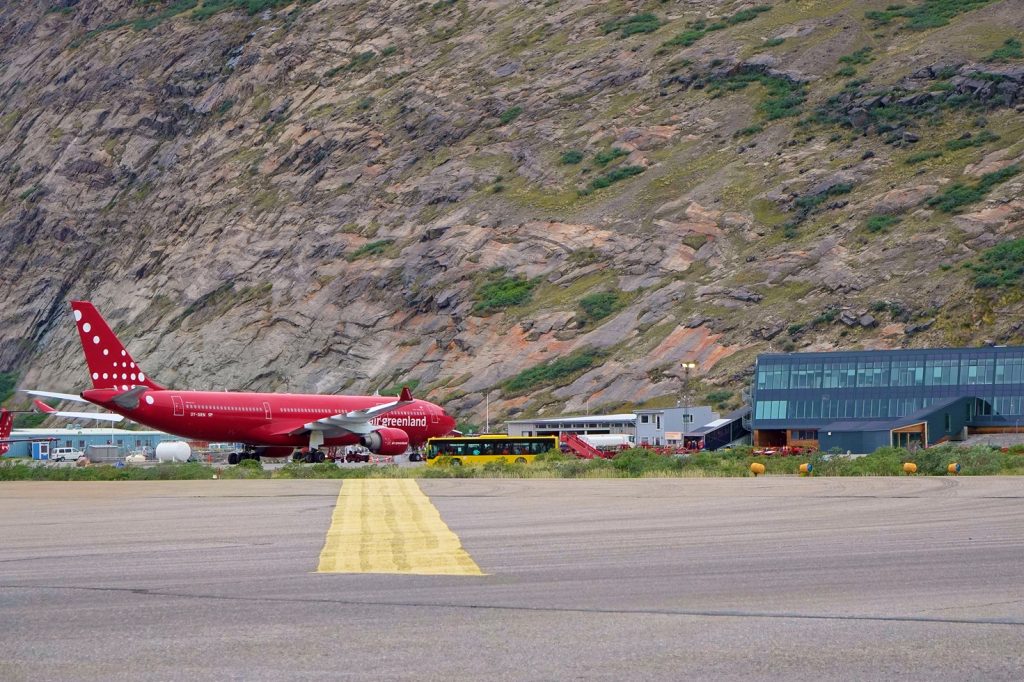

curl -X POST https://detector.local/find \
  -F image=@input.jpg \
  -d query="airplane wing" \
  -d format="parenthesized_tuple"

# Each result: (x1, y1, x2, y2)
(22, 390, 89, 404)
(33, 399, 124, 423)
(289, 387, 415, 437)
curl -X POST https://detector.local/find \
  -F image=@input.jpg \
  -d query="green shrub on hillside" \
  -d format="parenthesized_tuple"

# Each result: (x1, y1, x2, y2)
(472, 273, 537, 314)
(346, 239, 394, 262)
(560, 150, 584, 165)
(839, 47, 874, 65)
(967, 239, 1024, 288)
(663, 6, 770, 48)
(986, 38, 1023, 62)
(612, 449, 682, 476)
(0, 371, 16, 404)
(579, 291, 622, 322)
(587, 165, 645, 191)
(602, 13, 662, 38)
(794, 182, 854, 214)
(866, 214, 900, 233)
(499, 106, 523, 125)
(945, 130, 999, 150)
(502, 347, 607, 394)
(706, 390, 733, 407)
(706, 74, 806, 120)
(926, 164, 1020, 213)
(75, 0, 320, 45)
(593, 148, 628, 166)
(905, 149, 943, 164)
(865, 0, 998, 31)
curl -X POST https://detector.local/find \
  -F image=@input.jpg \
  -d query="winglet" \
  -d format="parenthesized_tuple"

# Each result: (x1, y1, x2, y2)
(33, 400, 57, 414)
(399, 386, 413, 402)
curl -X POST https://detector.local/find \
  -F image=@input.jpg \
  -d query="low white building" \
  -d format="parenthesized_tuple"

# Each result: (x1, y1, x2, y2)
(505, 414, 637, 438)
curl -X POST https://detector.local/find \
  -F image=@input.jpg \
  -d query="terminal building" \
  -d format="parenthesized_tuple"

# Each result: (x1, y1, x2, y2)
(751, 345, 1024, 452)
(507, 406, 750, 450)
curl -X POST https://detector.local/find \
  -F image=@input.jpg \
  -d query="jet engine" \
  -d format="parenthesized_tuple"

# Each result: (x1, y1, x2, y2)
(360, 427, 410, 456)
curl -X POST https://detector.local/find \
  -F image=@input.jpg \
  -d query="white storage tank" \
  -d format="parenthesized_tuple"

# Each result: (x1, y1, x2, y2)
(580, 434, 635, 449)
(155, 441, 191, 463)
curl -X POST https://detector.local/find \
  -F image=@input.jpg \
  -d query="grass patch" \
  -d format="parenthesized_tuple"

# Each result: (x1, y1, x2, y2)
(966, 239, 1024, 288)
(472, 271, 537, 315)
(926, 164, 1020, 213)
(865, 0, 1000, 31)
(502, 347, 608, 395)
(346, 239, 394, 262)
(602, 13, 662, 38)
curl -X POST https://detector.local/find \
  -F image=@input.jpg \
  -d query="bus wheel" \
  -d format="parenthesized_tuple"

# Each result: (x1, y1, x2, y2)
(228, 452, 239, 465)
(514, 457, 527, 464)
(450, 458, 462, 467)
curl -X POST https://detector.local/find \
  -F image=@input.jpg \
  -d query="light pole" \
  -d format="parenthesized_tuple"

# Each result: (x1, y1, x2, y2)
(681, 361, 697, 449)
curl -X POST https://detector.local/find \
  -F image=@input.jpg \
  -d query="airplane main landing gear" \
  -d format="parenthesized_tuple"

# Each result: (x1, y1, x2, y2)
(291, 449, 325, 463)
(228, 450, 261, 465)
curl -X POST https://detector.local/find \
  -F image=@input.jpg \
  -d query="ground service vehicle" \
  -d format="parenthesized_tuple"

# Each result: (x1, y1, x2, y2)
(424, 435, 559, 466)
(52, 447, 86, 462)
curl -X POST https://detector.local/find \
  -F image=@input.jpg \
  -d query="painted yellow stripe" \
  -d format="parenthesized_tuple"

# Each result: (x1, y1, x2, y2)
(317, 479, 484, 575)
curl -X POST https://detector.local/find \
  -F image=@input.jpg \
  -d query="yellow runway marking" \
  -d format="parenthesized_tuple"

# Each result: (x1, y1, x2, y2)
(317, 479, 484, 575)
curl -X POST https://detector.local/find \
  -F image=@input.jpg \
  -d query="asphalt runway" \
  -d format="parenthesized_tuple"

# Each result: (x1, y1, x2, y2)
(1, 477, 1022, 681)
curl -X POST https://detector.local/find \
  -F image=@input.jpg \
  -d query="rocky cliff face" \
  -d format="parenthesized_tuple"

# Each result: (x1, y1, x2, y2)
(1, 0, 1023, 425)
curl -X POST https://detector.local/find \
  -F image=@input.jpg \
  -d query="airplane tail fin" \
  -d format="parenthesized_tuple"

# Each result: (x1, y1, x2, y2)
(70, 301, 165, 391)
(1, 409, 11, 456)
(1, 408, 12, 439)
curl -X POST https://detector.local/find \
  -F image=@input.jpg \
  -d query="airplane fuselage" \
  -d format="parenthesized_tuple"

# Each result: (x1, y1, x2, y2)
(82, 388, 455, 449)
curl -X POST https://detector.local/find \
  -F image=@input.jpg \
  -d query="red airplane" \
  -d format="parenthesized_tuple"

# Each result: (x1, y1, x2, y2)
(0, 408, 59, 456)
(30, 301, 457, 464)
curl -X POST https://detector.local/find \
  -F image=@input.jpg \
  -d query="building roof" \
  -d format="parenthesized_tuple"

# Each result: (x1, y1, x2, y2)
(635, 405, 712, 414)
(758, 345, 1024, 362)
(505, 414, 636, 425)
(686, 408, 750, 436)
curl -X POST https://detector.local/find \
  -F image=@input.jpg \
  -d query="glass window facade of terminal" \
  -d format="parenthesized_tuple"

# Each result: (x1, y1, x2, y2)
(751, 347, 1024, 431)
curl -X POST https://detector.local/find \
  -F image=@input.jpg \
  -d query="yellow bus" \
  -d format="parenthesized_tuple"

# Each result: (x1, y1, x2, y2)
(424, 435, 559, 466)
